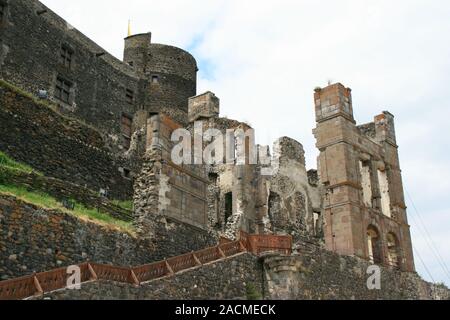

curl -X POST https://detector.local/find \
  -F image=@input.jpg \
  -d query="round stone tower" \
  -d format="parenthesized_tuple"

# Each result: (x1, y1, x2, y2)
(124, 32, 198, 113)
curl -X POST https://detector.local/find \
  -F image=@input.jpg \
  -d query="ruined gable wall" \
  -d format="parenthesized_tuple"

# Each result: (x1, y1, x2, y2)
(264, 137, 322, 243)
(133, 113, 217, 247)
(314, 83, 414, 272)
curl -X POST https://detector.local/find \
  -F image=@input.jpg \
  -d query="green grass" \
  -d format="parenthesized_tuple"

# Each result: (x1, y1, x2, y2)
(0, 184, 133, 233)
(246, 283, 263, 300)
(0, 151, 39, 174)
(111, 199, 134, 211)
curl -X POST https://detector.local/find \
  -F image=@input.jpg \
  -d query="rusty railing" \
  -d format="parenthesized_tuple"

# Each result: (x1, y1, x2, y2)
(0, 231, 293, 300)
(132, 261, 170, 283)
(240, 231, 292, 255)
(0, 275, 37, 300)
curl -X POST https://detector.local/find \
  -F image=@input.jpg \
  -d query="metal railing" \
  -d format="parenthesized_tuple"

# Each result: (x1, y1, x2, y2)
(0, 231, 293, 300)
(240, 231, 293, 255)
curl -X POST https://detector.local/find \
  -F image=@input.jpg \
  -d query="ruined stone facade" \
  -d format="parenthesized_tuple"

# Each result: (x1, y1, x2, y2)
(0, 0, 435, 300)
(313, 84, 414, 272)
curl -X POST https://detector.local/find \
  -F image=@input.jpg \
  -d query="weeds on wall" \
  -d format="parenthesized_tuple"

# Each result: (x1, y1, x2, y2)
(246, 283, 263, 300)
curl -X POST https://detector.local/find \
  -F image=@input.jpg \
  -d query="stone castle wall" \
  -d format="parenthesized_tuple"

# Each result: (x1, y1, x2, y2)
(0, 82, 134, 199)
(36, 253, 262, 300)
(263, 246, 449, 300)
(29, 246, 450, 300)
(0, 0, 142, 147)
(0, 194, 216, 281)
(0, 0, 198, 150)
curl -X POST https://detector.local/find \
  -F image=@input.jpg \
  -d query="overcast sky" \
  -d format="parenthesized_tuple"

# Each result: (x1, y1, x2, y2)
(40, 0, 450, 286)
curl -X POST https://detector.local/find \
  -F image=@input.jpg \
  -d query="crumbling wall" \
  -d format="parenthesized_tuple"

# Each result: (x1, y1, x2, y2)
(133, 114, 217, 248)
(264, 137, 322, 243)
(313, 83, 415, 272)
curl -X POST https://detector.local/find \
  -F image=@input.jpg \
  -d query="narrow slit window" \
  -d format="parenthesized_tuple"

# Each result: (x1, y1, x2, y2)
(0, 3, 6, 23)
(224, 192, 233, 223)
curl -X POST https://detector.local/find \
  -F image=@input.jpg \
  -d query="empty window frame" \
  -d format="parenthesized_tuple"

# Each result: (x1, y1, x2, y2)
(224, 192, 233, 223)
(60, 45, 73, 68)
(151, 75, 159, 83)
(55, 77, 72, 103)
(377, 169, 392, 218)
(121, 113, 132, 149)
(0, 3, 6, 24)
(359, 160, 373, 208)
(367, 225, 383, 264)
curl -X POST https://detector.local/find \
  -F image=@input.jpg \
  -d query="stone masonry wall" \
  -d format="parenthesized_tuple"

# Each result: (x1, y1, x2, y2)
(0, 82, 133, 199)
(30, 246, 450, 300)
(0, 0, 142, 145)
(263, 245, 450, 300)
(0, 167, 132, 222)
(37, 253, 262, 300)
(0, 195, 217, 280)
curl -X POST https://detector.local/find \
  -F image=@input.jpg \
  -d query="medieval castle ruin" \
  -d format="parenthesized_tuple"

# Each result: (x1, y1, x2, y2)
(0, 0, 448, 300)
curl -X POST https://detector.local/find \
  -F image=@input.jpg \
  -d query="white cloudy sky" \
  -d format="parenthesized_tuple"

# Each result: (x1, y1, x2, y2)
(41, 0, 450, 286)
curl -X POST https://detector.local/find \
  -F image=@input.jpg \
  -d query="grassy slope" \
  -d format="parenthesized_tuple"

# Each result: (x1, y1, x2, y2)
(0, 152, 133, 233)
(0, 184, 133, 233)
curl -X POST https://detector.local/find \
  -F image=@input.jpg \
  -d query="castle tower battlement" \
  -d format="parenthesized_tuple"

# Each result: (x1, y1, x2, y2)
(124, 33, 198, 114)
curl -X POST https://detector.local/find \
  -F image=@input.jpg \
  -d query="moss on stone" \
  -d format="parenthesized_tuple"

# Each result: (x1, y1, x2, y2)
(245, 282, 262, 300)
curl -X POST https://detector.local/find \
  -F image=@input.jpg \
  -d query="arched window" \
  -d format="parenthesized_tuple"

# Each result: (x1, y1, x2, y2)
(386, 233, 401, 269)
(367, 225, 382, 264)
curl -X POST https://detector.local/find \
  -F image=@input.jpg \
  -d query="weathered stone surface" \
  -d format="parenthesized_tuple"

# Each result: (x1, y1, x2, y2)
(314, 83, 415, 272)
(188, 91, 220, 123)
(37, 253, 262, 300)
(0, 84, 135, 200)
(0, 195, 216, 279)
(263, 246, 450, 300)
(31, 248, 450, 300)
(0, 0, 440, 300)
(0, 0, 196, 146)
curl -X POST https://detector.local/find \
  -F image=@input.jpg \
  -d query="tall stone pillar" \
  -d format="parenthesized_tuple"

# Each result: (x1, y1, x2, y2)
(313, 83, 365, 257)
